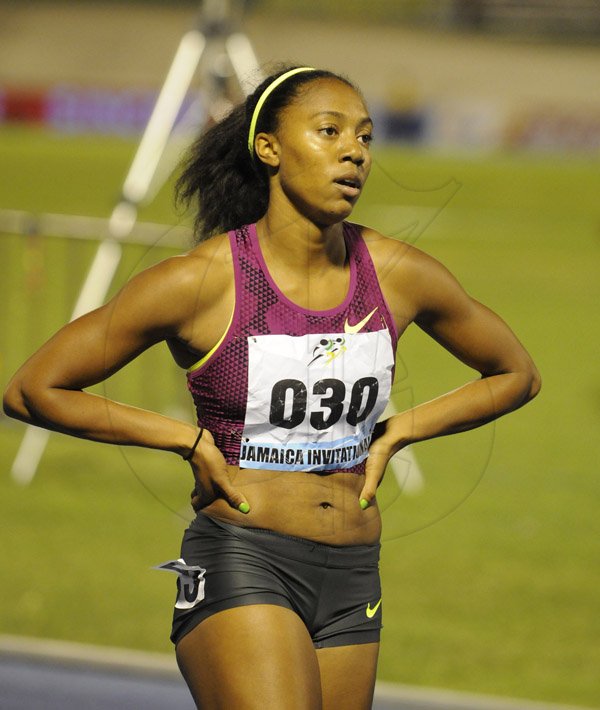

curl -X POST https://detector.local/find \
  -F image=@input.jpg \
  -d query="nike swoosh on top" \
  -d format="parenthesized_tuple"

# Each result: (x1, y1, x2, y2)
(366, 598, 382, 618)
(344, 307, 378, 334)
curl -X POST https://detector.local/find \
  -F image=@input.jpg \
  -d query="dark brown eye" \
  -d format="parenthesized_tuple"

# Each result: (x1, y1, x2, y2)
(320, 126, 337, 137)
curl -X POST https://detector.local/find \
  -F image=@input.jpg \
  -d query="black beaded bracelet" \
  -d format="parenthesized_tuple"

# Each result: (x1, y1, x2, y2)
(182, 428, 204, 461)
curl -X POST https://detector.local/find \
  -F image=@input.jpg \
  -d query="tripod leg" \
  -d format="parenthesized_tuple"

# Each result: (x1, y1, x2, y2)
(122, 29, 207, 205)
(226, 32, 263, 92)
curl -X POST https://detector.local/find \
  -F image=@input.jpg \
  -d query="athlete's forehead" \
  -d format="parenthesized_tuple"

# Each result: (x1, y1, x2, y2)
(284, 77, 370, 124)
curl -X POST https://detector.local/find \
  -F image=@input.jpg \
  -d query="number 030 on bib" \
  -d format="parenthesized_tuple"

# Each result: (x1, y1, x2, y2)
(240, 330, 394, 471)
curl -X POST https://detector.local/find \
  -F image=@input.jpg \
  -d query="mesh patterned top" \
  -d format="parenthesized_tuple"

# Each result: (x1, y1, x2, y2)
(186, 222, 398, 474)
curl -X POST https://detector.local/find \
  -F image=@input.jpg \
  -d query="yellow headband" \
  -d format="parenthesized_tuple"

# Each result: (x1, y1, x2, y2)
(247, 67, 316, 157)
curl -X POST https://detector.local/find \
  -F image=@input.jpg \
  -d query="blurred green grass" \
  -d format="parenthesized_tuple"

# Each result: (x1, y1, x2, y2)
(1, 126, 599, 707)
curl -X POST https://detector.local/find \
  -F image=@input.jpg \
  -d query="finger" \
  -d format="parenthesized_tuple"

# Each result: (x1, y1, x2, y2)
(213, 475, 250, 514)
(359, 450, 388, 509)
(191, 476, 217, 510)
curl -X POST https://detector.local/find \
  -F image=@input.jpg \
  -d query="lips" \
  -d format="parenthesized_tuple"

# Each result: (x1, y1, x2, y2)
(334, 175, 362, 198)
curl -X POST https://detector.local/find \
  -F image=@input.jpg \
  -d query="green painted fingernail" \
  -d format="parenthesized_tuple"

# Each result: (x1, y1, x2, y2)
(360, 498, 369, 510)
(238, 502, 250, 514)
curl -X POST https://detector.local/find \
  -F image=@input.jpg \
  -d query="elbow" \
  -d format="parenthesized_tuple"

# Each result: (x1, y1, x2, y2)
(520, 362, 541, 405)
(3, 375, 53, 424)
(3, 378, 30, 422)
(528, 366, 542, 400)
(493, 361, 541, 412)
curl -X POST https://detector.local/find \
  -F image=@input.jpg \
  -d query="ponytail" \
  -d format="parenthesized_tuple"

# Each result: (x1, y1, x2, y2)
(176, 102, 267, 241)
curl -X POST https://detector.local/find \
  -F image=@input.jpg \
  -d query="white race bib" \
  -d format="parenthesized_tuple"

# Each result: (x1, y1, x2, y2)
(240, 330, 393, 471)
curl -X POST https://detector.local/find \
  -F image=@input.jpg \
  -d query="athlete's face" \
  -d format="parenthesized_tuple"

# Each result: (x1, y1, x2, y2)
(264, 78, 373, 226)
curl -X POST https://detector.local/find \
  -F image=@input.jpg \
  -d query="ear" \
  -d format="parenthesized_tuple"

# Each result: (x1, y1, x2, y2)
(254, 132, 280, 168)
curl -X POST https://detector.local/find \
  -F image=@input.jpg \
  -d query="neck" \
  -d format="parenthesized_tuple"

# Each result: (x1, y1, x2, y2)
(257, 210, 346, 271)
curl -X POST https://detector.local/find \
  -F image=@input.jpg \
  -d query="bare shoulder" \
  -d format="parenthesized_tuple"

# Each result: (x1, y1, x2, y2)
(355, 224, 462, 320)
(108, 232, 233, 332)
(359, 224, 442, 274)
(136, 231, 230, 290)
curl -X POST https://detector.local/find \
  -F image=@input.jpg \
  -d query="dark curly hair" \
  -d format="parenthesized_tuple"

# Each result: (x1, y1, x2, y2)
(175, 64, 358, 242)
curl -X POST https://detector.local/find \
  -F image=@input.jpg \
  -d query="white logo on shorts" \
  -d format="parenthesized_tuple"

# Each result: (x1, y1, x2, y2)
(154, 558, 206, 610)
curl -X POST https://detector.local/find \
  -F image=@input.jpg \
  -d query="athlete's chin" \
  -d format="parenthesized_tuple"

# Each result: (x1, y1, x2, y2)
(314, 202, 356, 227)
(334, 194, 361, 216)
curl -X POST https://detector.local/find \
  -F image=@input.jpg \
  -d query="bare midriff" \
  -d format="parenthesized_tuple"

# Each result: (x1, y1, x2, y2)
(202, 467, 381, 546)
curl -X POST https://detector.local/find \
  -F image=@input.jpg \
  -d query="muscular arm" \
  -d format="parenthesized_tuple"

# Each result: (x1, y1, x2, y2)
(403, 246, 540, 441)
(3, 243, 248, 513)
(361, 237, 541, 501)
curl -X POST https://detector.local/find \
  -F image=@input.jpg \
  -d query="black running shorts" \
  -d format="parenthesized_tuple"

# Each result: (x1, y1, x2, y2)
(164, 513, 382, 649)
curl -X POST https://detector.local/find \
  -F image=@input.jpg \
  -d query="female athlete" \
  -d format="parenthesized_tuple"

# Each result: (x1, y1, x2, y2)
(3, 66, 540, 709)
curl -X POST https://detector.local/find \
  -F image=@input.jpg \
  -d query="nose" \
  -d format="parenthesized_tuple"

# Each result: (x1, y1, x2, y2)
(340, 136, 365, 166)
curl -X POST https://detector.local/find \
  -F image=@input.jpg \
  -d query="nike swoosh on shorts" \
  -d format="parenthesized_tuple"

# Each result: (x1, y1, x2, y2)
(366, 598, 382, 618)
(344, 307, 378, 334)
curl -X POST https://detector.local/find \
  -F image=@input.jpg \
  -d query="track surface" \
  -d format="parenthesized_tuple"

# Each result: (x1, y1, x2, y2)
(0, 656, 494, 710)
(0, 640, 592, 710)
